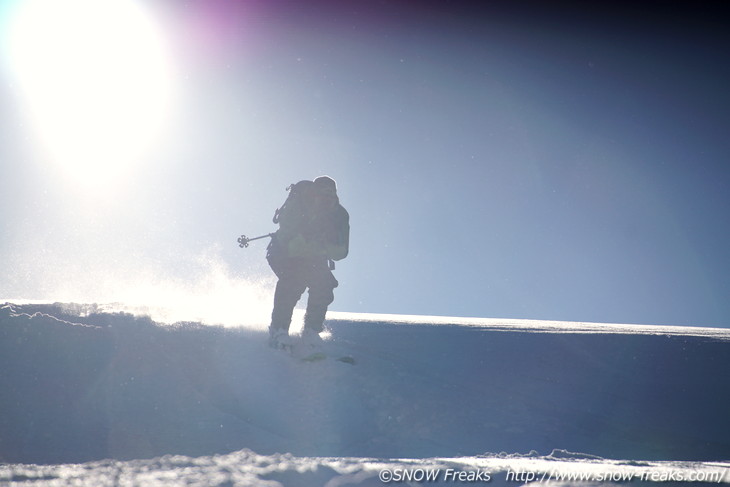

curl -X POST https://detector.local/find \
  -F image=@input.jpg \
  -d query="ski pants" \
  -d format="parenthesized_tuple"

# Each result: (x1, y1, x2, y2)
(268, 257, 339, 334)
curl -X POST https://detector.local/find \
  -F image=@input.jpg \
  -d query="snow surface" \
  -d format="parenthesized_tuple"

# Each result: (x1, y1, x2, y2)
(2, 450, 728, 486)
(1, 302, 729, 486)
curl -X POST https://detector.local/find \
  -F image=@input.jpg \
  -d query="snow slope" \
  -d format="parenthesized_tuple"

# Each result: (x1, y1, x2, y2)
(1, 302, 728, 485)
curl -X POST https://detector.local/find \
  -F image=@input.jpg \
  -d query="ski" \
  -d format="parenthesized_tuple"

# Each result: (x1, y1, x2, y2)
(300, 350, 356, 365)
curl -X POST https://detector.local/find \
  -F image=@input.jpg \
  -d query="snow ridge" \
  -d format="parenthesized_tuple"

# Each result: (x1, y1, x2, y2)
(1, 449, 728, 487)
(1, 302, 728, 485)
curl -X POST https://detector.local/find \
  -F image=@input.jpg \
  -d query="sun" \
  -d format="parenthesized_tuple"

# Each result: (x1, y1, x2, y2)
(5, 0, 176, 190)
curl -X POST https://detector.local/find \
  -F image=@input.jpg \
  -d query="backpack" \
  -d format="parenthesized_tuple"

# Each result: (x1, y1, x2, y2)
(270, 180, 349, 261)
(272, 180, 318, 231)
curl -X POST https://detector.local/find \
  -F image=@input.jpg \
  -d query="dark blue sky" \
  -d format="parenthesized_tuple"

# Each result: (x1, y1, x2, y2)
(1, 0, 728, 327)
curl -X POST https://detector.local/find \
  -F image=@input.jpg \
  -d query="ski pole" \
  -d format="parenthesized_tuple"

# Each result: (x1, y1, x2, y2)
(237, 233, 274, 248)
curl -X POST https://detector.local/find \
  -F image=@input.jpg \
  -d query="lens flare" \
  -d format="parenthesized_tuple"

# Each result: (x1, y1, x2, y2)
(5, 0, 176, 190)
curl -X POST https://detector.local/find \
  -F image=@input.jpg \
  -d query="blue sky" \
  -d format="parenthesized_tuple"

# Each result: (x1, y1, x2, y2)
(1, 1, 728, 327)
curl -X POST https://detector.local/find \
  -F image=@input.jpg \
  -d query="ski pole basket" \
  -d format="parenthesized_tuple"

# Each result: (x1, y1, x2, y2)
(237, 233, 274, 248)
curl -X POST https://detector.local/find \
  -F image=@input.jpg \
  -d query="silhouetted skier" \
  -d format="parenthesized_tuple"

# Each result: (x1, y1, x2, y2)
(267, 176, 349, 349)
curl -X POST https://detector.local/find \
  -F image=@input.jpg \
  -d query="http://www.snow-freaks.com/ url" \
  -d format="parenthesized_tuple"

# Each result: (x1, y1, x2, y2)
(377, 467, 726, 484)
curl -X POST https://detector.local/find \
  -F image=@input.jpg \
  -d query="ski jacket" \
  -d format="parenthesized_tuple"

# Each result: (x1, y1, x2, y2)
(272, 180, 349, 262)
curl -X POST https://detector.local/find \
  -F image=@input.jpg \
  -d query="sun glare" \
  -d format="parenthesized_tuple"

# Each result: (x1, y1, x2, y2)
(6, 0, 175, 190)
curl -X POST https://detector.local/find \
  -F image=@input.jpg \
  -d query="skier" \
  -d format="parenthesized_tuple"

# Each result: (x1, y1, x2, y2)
(266, 176, 349, 349)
